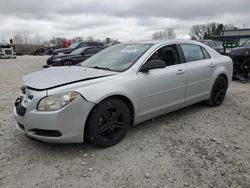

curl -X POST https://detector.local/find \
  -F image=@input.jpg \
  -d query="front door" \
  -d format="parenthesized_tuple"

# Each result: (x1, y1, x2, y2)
(137, 44, 187, 119)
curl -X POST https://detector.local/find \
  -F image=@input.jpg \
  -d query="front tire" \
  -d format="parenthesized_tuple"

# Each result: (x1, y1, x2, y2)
(206, 76, 228, 106)
(87, 99, 130, 147)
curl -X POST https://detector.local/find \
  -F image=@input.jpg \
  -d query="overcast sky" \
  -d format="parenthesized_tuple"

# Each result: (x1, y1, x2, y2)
(0, 0, 250, 42)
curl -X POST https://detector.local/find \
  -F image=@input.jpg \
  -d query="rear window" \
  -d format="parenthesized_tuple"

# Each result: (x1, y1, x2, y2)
(180, 44, 205, 62)
(201, 47, 211, 59)
(243, 40, 250, 47)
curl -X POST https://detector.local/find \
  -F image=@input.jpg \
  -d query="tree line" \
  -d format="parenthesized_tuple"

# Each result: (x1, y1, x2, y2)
(11, 32, 118, 48)
(152, 23, 237, 40)
(8, 22, 238, 46)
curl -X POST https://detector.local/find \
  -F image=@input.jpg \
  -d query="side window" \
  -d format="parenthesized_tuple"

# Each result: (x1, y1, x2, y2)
(84, 48, 96, 54)
(88, 42, 98, 46)
(201, 47, 211, 59)
(148, 45, 180, 66)
(180, 44, 205, 62)
(96, 47, 103, 52)
(80, 43, 87, 47)
(243, 40, 250, 47)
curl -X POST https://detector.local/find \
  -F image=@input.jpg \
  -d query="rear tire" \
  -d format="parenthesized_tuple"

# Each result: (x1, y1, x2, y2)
(206, 76, 228, 106)
(87, 99, 130, 147)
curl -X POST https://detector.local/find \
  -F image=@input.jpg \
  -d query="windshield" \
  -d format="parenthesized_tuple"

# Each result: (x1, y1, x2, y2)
(243, 40, 250, 47)
(69, 43, 79, 49)
(70, 47, 89, 55)
(0, 45, 11, 48)
(82, 44, 151, 72)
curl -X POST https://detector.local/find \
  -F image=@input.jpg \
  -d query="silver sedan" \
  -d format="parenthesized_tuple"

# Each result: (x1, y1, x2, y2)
(14, 40, 233, 147)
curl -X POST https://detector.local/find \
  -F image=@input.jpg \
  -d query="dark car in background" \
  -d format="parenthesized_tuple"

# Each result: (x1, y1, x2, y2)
(198, 40, 224, 54)
(29, 42, 56, 56)
(230, 39, 250, 77)
(30, 47, 55, 56)
(52, 41, 103, 55)
(47, 46, 105, 66)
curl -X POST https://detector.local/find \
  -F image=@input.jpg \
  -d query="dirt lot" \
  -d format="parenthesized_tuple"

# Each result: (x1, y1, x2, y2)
(0, 56, 249, 188)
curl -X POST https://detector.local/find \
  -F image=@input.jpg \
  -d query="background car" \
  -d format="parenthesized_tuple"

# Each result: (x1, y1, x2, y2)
(230, 39, 250, 77)
(47, 46, 105, 66)
(0, 43, 16, 59)
(198, 40, 224, 54)
(30, 43, 56, 56)
(52, 41, 103, 55)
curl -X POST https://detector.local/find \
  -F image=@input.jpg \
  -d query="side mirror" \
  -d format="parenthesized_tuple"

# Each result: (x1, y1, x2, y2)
(141, 59, 166, 72)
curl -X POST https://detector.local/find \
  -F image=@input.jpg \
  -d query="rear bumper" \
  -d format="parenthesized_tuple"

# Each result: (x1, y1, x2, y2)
(13, 96, 95, 143)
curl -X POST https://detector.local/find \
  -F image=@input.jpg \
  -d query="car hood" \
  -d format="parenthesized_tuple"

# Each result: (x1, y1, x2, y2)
(53, 48, 74, 53)
(23, 66, 117, 90)
(53, 53, 81, 59)
(231, 47, 250, 56)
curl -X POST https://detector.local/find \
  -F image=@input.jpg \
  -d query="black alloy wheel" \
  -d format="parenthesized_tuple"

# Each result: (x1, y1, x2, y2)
(206, 76, 228, 106)
(87, 99, 130, 147)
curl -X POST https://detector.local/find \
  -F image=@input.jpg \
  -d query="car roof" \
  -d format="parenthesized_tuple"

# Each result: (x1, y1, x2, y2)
(124, 39, 204, 47)
(197, 40, 212, 42)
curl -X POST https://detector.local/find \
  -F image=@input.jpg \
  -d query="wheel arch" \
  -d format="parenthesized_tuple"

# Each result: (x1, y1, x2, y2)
(62, 59, 73, 64)
(218, 73, 228, 86)
(84, 94, 136, 140)
(210, 66, 231, 93)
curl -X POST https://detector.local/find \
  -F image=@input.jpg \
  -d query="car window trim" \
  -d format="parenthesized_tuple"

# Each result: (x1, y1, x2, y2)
(201, 46, 211, 59)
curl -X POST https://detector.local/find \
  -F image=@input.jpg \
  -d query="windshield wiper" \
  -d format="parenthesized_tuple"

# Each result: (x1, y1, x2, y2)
(90, 66, 112, 71)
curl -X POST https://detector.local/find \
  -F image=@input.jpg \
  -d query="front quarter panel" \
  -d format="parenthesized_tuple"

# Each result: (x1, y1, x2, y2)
(76, 71, 139, 118)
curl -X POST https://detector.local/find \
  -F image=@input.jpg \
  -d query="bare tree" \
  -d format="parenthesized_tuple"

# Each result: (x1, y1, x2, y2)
(190, 24, 207, 40)
(13, 31, 34, 44)
(167, 28, 176, 39)
(72, 36, 84, 43)
(86, 36, 94, 42)
(152, 28, 176, 40)
(49, 37, 66, 48)
(190, 23, 237, 40)
(32, 34, 43, 45)
(1, 37, 5, 43)
(13, 32, 24, 44)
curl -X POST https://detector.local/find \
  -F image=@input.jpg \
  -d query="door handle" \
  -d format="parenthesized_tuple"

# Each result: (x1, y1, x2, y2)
(209, 63, 215, 67)
(176, 69, 185, 74)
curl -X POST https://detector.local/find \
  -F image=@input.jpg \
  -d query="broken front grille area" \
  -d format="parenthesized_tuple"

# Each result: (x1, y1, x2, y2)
(21, 86, 34, 100)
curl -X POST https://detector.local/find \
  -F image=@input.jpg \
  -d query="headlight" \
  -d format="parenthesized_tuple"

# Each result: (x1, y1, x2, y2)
(54, 58, 61, 61)
(37, 91, 80, 111)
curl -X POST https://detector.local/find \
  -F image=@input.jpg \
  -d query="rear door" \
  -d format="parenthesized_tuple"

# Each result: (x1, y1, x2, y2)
(179, 44, 214, 104)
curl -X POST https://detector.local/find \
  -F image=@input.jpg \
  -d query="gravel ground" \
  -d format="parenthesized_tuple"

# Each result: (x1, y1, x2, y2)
(0, 56, 249, 188)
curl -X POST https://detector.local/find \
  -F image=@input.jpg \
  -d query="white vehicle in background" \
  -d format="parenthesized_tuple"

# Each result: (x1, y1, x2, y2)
(0, 43, 16, 59)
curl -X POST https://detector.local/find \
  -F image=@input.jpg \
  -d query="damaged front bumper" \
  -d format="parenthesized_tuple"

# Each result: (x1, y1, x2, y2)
(13, 91, 95, 143)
